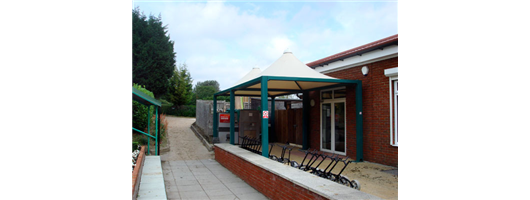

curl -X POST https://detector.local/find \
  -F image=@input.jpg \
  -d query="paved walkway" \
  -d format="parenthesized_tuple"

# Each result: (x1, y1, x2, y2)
(160, 116, 267, 200)
(138, 156, 167, 199)
(162, 159, 267, 200)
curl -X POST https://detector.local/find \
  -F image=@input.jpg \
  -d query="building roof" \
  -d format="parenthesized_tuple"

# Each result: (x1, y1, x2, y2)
(306, 34, 398, 68)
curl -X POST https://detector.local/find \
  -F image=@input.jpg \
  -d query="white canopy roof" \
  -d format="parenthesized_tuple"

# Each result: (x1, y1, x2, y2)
(217, 50, 357, 97)
(258, 50, 336, 80)
(230, 67, 261, 88)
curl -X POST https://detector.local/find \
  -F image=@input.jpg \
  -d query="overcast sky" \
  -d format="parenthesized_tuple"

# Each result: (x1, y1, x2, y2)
(133, 0, 397, 90)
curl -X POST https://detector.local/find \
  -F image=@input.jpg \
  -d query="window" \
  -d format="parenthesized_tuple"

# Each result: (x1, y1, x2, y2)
(334, 89, 346, 98)
(391, 79, 398, 146)
(322, 91, 333, 99)
(385, 67, 398, 146)
(320, 88, 346, 101)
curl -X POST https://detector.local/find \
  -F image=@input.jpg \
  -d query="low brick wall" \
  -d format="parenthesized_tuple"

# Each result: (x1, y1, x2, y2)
(214, 144, 380, 200)
(132, 146, 146, 199)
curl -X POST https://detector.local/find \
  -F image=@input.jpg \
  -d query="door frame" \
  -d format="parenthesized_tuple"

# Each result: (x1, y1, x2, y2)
(320, 88, 347, 155)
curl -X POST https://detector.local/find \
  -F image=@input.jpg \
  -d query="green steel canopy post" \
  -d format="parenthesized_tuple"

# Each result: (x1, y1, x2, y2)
(261, 76, 269, 158)
(156, 106, 159, 155)
(270, 96, 275, 143)
(355, 82, 364, 162)
(147, 105, 151, 155)
(230, 90, 235, 145)
(213, 95, 218, 143)
(302, 91, 309, 150)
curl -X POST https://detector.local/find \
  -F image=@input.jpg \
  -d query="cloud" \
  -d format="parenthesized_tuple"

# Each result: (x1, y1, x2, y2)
(133, 1, 397, 90)
(153, 2, 294, 90)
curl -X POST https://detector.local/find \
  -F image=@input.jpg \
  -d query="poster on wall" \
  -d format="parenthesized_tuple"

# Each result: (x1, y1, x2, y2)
(220, 114, 230, 123)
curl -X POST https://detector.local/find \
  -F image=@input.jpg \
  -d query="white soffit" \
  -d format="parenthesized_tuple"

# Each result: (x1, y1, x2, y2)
(314, 45, 398, 74)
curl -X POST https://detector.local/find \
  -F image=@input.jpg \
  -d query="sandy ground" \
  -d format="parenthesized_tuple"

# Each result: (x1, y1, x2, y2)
(159, 116, 214, 161)
(264, 144, 398, 200)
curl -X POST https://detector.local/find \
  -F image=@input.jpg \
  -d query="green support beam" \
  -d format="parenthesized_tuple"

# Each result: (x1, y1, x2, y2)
(355, 82, 364, 162)
(261, 76, 269, 158)
(302, 91, 309, 150)
(271, 96, 275, 143)
(230, 90, 235, 145)
(213, 95, 218, 143)
(147, 105, 151, 155)
(156, 106, 159, 155)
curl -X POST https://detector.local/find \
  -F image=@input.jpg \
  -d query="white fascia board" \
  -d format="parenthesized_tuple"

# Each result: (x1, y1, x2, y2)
(384, 67, 398, 77)
(314, 45, 398, 74)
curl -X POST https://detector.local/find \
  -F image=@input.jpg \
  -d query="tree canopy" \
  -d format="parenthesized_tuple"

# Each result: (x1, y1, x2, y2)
(193, 80, 228, 101)
(168, 63, 193, 107)
(133, 7, 176, 98)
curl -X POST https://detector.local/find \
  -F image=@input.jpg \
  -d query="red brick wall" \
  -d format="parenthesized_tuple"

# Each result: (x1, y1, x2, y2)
(132, 146, 146, 197)
(308, 57, 398, 167)
(215, 147, 326, 200)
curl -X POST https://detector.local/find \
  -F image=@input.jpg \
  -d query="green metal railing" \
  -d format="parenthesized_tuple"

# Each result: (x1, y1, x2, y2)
(133, 87, 161, 155)
(132, 106, 158, 155)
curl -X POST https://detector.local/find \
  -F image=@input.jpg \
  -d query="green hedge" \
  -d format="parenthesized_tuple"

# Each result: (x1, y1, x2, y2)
(161, 105, 196, 117)
(133, 84, 155, 132)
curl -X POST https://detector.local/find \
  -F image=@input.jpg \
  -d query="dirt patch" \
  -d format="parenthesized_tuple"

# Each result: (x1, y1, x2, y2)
(343, 162, 398, 199)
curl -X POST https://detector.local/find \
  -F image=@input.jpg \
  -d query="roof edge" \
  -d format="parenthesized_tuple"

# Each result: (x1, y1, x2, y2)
(307, 34, 398, 68)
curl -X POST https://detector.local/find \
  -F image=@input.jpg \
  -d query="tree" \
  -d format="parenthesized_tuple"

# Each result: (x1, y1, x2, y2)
(168, 63, 193, 107)
(195, 85, 217, 100)
(193, 80, 218, 100)
(133, 7, 176, 98)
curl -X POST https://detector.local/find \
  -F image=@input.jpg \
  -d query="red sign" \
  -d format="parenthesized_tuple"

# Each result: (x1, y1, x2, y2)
(220, 114, 230, 123)
(263, 111, 269, 119)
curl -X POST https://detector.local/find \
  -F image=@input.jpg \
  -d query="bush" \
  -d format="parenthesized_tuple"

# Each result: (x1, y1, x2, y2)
(132, 142, 139, 151)
(161, 105, 196, 117)
(133, 83, 155, 131)
(179, 105, 196, 117)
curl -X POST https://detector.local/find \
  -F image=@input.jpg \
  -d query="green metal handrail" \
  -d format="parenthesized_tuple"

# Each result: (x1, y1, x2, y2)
(133, 87, 161, 155)
(132, 105, 159, 155)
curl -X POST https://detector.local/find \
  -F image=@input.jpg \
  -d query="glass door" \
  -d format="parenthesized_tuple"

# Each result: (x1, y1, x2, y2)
(321, 101, 346, 154)
(334, 102, 345, 153)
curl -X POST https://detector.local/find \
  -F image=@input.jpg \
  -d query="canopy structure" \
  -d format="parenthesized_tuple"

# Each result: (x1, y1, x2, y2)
(213, 50, 364, 161)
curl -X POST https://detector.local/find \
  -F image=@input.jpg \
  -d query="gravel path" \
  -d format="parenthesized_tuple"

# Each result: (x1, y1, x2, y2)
(160, 116, 214, 161)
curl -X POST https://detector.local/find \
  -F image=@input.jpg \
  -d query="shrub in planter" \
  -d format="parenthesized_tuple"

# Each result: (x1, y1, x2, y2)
(132, 142, 139, 151)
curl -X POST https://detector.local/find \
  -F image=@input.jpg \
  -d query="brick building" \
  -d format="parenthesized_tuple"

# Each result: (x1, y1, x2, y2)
(306, 34, 398, 167)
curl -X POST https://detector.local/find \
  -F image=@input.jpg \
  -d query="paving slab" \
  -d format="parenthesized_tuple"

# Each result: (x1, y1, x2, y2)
(161, 159, 267, 200)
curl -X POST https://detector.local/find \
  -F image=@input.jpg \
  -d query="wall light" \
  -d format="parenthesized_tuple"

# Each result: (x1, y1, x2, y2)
(361, 66, 369, 76)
